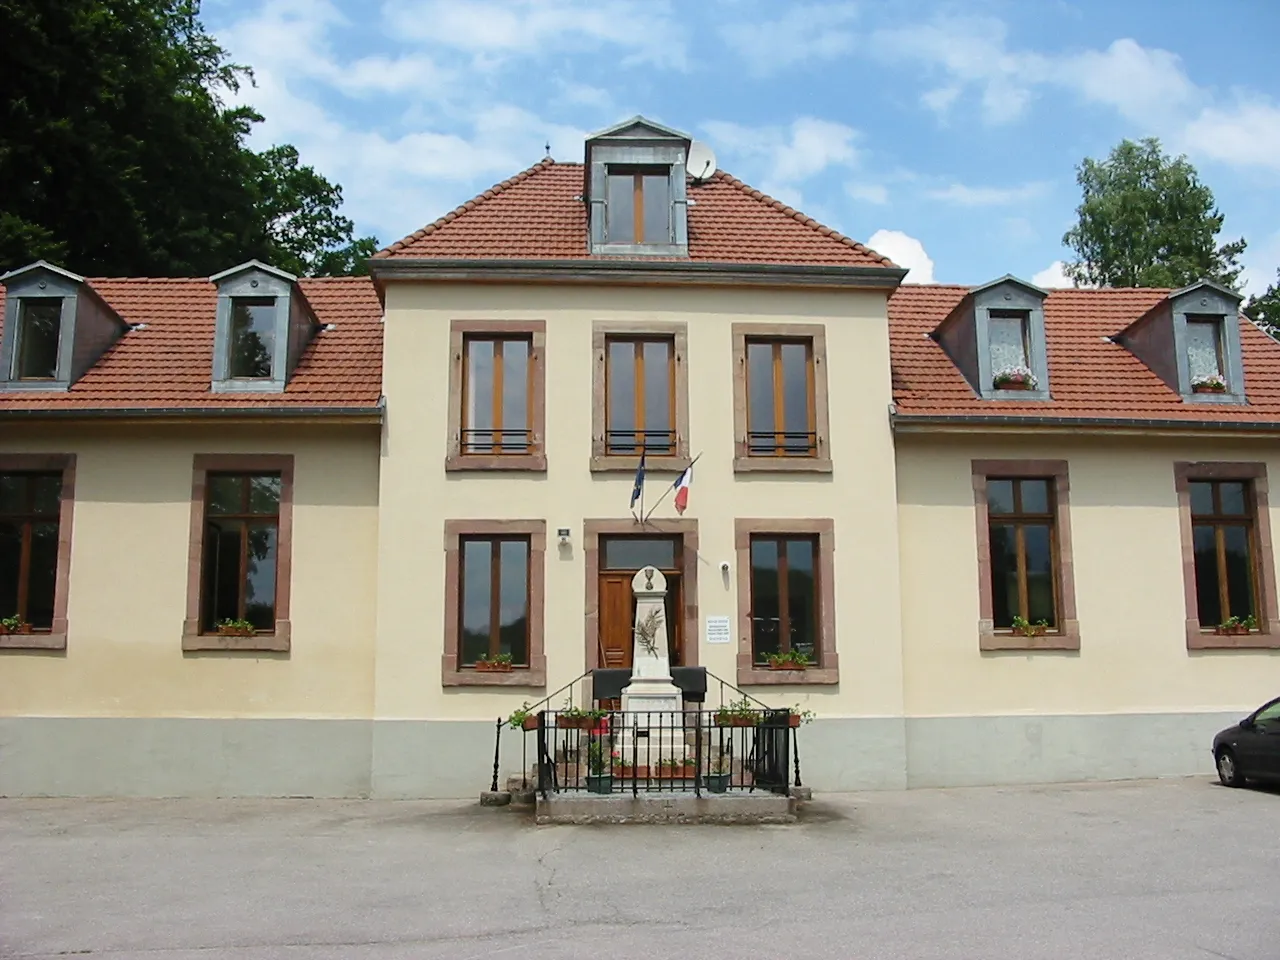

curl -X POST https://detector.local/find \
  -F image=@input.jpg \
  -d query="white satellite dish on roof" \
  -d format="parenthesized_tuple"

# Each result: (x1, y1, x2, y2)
(686, 141, 717, 182)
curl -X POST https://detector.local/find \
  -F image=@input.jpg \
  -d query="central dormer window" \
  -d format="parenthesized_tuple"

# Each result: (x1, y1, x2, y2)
(1186, 315, 1225, 388)
(584, 116, 691, 257)
(988, 310, 1029, 370)
(228, 297, 276, 379)
(606, 167, 672, 245)
(12, 298, 62, 380)
(209, 261, 317, 394)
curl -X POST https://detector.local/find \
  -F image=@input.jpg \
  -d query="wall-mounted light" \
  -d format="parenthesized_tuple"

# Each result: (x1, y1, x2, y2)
(557, 527, 571, 546)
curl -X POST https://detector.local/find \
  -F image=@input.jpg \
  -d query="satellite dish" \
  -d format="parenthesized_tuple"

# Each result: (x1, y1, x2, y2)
(686, 141, 717, 182)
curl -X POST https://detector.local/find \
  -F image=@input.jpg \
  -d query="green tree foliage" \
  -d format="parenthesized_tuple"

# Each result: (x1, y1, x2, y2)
(1063, 138, 1245, 289)
(0, 0, 375, 278)
(1244, 271, 1280, 335)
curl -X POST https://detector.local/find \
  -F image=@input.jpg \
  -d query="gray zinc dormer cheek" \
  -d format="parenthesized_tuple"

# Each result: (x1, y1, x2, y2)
(0, 270, 80, 391)
(973, 283, 1051, 400)
(1171, 286, 1247, 404)
(210, 268, 292, 393)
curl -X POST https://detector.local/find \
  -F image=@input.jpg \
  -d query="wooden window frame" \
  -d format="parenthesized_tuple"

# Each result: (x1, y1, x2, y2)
(591, 321, 689, 471)
(1176, 462, 1280, 650)
(731, 323, 831, 474)
(0, 454, 75, 651)
(734, 519, 838, 685)
(606, 166, 671, 245)
(446, 320, 546, 472)
(182, 455, 293, 652)
(443, 520, 546, 687)
(973, 460, 1080, 652)
(583, 518, 700, 676)
(457, 534, 533, 667)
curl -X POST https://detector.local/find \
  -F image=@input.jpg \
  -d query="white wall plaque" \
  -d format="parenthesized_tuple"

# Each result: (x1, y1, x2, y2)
(705, 615, 732, 645)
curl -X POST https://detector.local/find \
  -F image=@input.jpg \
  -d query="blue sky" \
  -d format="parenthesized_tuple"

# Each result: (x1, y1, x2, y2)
(204, 0, 1280, 292)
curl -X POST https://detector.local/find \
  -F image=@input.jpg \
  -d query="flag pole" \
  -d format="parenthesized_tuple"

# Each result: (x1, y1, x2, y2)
(643, 451, 701, 524)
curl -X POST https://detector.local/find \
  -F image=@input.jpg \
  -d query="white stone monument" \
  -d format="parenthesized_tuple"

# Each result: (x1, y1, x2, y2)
(618, 566, 686, 768)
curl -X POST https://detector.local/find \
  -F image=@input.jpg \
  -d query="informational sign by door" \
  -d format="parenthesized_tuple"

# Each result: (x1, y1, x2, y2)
(704, 615, 732, 645)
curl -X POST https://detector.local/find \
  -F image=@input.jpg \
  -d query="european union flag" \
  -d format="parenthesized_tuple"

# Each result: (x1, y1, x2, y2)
(629, 448, 647, 510)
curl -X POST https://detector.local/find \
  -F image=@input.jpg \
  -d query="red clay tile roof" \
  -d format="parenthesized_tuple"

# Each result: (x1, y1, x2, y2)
(0, 276, 382, 413)
(375, 159, 895, 268)
(889, 285, 1280, 425)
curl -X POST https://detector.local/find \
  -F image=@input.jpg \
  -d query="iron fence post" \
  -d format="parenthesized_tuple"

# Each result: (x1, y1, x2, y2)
(490, 717, 502, 793)
(792, 726, 803, 788)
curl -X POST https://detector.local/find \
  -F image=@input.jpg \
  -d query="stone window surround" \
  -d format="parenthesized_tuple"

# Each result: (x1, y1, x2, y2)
(1175, 462, 1280, 650)
(730, 323, 833, 474)
(734, 518, 838, 686)
(442, 519, 547, 687)
(590, 320, 690, 472)
(582, 518, 700, 686)
(972, 460, 1080, 652)
(0, 454, 75, 651)
(445, 319, 547, 473)
(182, 454, 294, 653)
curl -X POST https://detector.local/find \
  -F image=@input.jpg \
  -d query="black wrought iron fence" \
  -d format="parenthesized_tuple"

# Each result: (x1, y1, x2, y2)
(531, 708, 794, 799)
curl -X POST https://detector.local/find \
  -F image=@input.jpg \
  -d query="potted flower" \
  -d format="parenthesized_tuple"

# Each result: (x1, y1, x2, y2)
(612, 759, 647, 779)
(766, 649, 810, 671)
(1192, 373, 1228, 394)
(992, 366, 1037, 391)
(216, 618, 255, 637)
(1215, 615, 1254, 636)
(714, 697, 760, 728)
(1011, 615, 1048, 637)
(475, 652, 514, 672)
(787, 707, 815, 729)
(704, 754, 732, 794)
(0, 614, 32, 635)
(508, 702, 539, 731)
(654, 758, 676, 780)
(557, 705, 609, 730)
(585, 741, 613, 794)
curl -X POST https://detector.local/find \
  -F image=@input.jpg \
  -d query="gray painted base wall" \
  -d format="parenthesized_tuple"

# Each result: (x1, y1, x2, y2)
(0, 712, 1241, 798)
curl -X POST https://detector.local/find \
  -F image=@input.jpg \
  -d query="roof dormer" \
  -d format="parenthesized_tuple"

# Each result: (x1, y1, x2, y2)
(933, 275, 1051, 400)
(210, 260, 319, 394)
(1116, 279, 1246, 404)
(584, 116, 691, 258)
(0, 260, 126, 392)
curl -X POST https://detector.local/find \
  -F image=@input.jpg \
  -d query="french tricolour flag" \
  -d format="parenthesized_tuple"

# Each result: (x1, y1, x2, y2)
(672, 464, 693, 515)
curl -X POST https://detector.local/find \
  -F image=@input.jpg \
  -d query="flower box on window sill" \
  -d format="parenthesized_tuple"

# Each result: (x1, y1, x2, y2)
(767, 661, 807, 671)
(216, 625, 256, 638)
(995, 380, 1033, 390)
(0, 622, 33, 636)
(474, 660, 514, 673)
(1214, 625, 1252, 636)
(1191, 376, 1228, 394)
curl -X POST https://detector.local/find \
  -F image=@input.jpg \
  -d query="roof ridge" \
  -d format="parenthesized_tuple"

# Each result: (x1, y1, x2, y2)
(374, 157, 559, 258)
(708, 171, 897, 268)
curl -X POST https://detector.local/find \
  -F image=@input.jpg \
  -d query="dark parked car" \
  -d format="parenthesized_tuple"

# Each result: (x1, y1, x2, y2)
(1213, 696, 1280, 786)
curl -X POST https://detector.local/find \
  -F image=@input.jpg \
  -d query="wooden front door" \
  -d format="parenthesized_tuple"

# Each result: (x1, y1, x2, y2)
(596, 535, 684, 671)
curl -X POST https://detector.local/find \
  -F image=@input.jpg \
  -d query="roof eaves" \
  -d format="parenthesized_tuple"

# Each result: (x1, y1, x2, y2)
(0, 404, 385, 423)
(585, 115, 692, 142)
(368, 256, 908, 289)
(208, 259, 297, 284)
(0, 259, 86, 285)
(968, 274, 1048, 299)
(1170, 278, 1244, 302)
(891, 410, 1280, 436)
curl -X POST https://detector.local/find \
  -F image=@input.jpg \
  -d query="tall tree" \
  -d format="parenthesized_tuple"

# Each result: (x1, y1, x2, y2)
(1244, 271, 1280, 334)
(1063, 138, 1245, 289)
(0, 0, 375, 278)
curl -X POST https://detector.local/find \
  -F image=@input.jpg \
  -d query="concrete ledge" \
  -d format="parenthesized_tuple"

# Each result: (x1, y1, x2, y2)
(535, 792, 795, 824)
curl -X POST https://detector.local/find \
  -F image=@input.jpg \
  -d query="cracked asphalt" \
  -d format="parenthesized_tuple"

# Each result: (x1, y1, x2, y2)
(2, 778, 1279, 959)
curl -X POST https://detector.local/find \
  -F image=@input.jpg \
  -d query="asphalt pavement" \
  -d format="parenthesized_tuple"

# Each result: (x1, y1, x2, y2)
(2, 777, 1278, 959)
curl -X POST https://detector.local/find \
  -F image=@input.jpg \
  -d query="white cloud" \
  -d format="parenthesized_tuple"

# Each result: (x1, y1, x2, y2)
(925, 181, 1048, 206)
(383, 0, 687, 69)
(1055, 39, 1198, 123)
(1181, 99, 1280, 173)
(868, 229, 935, 283)
(847, 182, 889, 205)
(1031, 260, 1073, 288)
(920, 85, 960, 116)
(703, 117, 861, 204)
(721, 3, 860, 75)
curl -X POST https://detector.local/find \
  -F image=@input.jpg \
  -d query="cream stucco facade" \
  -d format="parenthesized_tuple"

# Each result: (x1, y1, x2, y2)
(2, 277, 1277, 797)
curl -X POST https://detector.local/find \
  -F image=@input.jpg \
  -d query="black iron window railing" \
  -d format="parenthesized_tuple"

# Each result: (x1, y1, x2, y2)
(604, 429, 676, 456)
(462, 428, 533, 455)
(746, 430, 818, 457)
